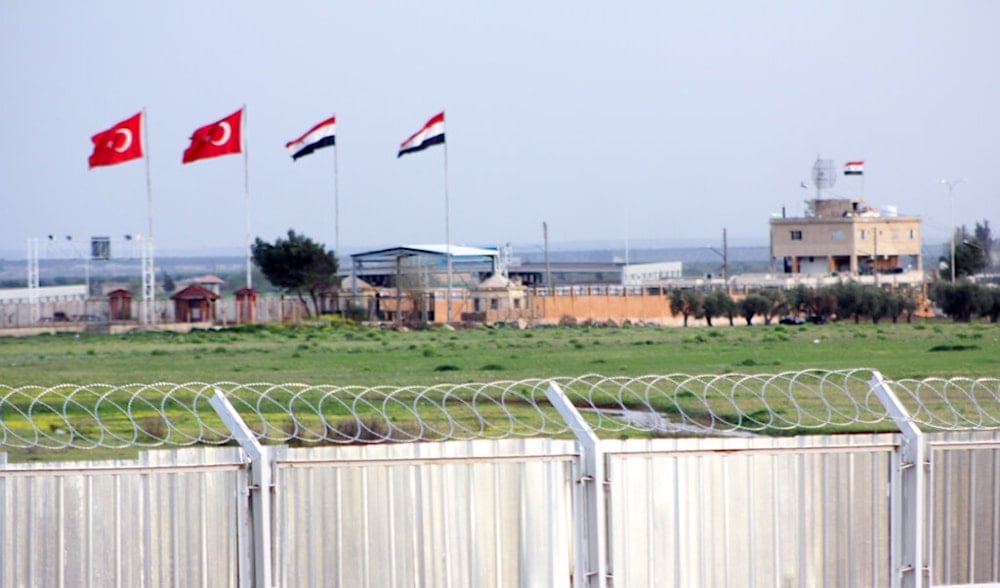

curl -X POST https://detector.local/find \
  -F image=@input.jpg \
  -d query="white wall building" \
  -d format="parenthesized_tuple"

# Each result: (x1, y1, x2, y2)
(621, 261, 683, 286)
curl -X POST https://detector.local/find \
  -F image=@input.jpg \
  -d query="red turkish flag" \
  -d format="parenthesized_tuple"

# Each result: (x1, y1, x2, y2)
(88, 112, 143, 168)
(182, 109, 243, 163)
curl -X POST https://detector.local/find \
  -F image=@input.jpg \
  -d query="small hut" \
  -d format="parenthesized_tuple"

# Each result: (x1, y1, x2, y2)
(467, 274, 526, 323)
(107, 288, 133, 321)
(234, 287, 258, 323)
(170, 284, 219, 323)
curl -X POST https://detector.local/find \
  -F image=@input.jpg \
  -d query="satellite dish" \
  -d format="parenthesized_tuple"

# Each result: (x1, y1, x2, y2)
(810, 157, 836, 195)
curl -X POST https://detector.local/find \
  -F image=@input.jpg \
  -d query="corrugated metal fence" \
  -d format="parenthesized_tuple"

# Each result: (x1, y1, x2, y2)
(0, 447, 249, 587)
(2, 373, 999, 587)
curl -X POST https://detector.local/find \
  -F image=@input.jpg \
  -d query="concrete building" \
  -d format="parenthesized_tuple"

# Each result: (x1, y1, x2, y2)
(770, 197, 922, 277)
(621, 261, 683, 286)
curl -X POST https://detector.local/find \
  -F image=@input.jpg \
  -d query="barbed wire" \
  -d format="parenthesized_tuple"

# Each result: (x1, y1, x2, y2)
(889, 376, 1000, 430)
(1, 370, 998, 450)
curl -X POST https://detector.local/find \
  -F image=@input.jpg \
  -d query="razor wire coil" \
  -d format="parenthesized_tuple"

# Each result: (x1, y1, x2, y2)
(1, 369, 999, 450)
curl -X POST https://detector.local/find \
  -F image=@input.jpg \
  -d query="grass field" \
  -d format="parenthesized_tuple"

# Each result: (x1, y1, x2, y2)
(1, 319, 998, 387)
(1, 319, 998, 461)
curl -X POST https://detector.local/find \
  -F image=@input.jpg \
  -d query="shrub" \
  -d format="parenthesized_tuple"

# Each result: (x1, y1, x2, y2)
(326, 417, 390, 443)
(136, 416, 168, 442)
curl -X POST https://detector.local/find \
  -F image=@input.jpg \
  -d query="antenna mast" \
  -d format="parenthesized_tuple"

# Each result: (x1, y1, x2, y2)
(810, 156, 836, 199)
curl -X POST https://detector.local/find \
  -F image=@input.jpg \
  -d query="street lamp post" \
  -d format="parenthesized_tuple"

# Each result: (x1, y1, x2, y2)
(941, 178, 967, 282)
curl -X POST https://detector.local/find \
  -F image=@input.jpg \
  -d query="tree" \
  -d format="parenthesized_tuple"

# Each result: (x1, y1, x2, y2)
(786, 284, 809, 317)
(974, 219, 993, 269)
(976, 286, 1000, 323)
(756, 288, 787, 325)
(739, 293, 769, 326)
(160, 271, 176, 293)
(884, 290, 916, 324)
(832, 282, 864, 323)
(723, 294, 738, 326)
(669, 289, 703, 327)
(859, 287, 889, 324)
(786, 284, 835, 322)
(942, 226, 988, 280)
(930, 281, 979, 322)
(702, 290, 733, 327)
(252, 230, 339, 318)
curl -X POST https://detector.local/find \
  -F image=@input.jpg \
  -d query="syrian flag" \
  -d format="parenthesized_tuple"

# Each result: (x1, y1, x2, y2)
(398, 112, 445, 157)
(182, 109, 243, 164)
(89, 112, 143, 168)
(844, 160, 864, 176)
(286, 116, 336, 160)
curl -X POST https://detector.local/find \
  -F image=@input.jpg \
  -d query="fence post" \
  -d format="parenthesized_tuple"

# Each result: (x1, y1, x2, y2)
(546, 381, 608, 588)
(869, 370, 928, 588)
(209, 389, 274, 588)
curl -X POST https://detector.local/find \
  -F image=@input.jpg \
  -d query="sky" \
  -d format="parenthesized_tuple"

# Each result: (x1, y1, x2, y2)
(1, 1, 998, 260)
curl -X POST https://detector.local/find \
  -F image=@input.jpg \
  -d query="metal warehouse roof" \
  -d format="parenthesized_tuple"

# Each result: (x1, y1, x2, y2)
(350, 244, 498, 262)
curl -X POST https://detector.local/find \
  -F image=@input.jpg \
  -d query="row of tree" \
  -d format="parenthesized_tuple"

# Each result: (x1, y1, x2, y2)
(929, 281, 1000, 322)
(669, 281, 997, 327)
(669, 283, 924, 327)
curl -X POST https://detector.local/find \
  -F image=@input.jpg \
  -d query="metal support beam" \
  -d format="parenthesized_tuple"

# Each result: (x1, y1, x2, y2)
(546, 381, 608, 588)
(870, 371, 928, 588)
(27, 238, 40, 324)
(141, 236, 155, 325)
(209, 389, 273, 588)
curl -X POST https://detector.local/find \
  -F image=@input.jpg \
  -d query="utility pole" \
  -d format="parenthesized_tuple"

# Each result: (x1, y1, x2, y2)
(708, 228, 729, 287)
(874, 225, 879, 287)
(722, 227, 729, 284)
(543, 221, 552, 290)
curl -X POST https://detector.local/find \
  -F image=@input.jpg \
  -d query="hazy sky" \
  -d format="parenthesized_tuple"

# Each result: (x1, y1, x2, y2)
(1, 1, 998, 259)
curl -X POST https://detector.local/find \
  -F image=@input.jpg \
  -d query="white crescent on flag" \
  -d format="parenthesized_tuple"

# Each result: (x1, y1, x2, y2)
(211, 122, 232, 146)
(113, 128, 132, 152)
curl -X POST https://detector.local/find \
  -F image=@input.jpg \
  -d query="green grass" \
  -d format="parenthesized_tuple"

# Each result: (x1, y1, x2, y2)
(2, 320, 998, 461)
(1, 320, 998, 387)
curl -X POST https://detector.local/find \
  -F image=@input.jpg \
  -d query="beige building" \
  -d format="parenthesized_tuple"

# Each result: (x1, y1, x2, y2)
(770, 198, 922, 275)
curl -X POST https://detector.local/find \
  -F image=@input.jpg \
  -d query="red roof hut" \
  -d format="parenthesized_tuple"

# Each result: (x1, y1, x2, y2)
(170, 284, 219, 323)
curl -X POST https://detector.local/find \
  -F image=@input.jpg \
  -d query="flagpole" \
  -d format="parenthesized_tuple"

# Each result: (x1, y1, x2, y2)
(332, 117, 340, 259)
(442, 113, 452, 325)
(142, 107, 156, 325)
(243, 105, 252, 289)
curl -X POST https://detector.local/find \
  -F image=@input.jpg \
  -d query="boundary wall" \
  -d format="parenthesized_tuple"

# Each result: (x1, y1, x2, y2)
(2, 374, 999, 587)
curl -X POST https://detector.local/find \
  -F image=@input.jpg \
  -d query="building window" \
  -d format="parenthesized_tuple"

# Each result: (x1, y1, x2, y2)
(830, 229, 844, 241)
(790, 230, 803, 241)
(909, 229, 915, 239)
(859, 229, 867, 240)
